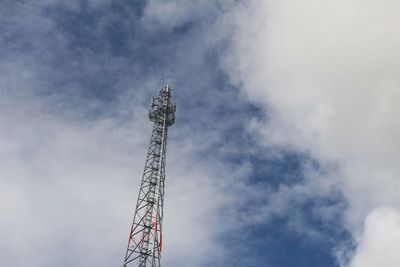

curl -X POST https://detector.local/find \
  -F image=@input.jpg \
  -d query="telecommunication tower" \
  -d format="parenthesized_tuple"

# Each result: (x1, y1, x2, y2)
(123, 85, 176, 267)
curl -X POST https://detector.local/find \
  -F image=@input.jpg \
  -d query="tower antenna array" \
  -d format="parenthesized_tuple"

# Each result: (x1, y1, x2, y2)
(123, 85, 176, 267)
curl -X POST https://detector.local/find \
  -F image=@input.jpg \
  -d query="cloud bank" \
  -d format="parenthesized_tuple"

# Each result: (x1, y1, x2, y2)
(222, 0, 400, 266)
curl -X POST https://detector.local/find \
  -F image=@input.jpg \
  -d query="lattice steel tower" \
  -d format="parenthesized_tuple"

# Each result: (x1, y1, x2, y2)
(123, 85, 176, 267)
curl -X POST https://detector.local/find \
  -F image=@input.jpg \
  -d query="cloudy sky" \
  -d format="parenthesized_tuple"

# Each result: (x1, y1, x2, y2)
(1, 1, 399, 267)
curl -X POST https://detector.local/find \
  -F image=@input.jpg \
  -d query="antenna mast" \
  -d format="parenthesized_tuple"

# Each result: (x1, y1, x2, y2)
(123, 85, 176, 267)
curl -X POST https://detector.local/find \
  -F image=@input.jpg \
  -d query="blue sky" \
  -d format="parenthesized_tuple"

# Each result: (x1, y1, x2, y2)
(1, 1, 400, 267)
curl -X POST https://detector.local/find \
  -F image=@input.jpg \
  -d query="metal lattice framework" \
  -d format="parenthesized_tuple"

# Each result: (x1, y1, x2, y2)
(124, 85, 176, 267)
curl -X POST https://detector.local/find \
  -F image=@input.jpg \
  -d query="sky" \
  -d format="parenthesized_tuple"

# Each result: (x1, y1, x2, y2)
(0, 1, 399, 267)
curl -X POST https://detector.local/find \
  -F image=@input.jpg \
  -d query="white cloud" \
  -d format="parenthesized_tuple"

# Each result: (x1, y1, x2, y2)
(349, 207, 400, 267)
(222, 0, 400, 265)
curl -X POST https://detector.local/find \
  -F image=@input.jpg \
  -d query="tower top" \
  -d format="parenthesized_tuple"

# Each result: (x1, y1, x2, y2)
(162, 84, 170, 93)
(149, 85, 176, 127)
